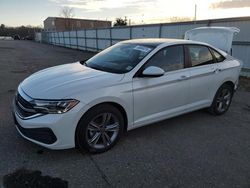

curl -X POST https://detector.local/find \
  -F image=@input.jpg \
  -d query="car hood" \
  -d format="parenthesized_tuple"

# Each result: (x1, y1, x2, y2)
(20, 62, 124, 99)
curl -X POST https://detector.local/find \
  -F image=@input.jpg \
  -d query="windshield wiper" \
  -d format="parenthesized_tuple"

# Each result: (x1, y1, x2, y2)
(83, 62, 88, 67)
(89, 65, 106, 72)
(83, 62, 122, 74)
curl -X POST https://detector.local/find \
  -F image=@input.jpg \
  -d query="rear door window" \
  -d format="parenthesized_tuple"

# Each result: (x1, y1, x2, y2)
(187, 45, 215, 67)
(210, 48, 225, 63)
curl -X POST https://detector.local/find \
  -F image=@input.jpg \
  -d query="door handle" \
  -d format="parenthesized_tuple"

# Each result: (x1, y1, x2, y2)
(213, 68, 222, 73)
(178, 75, 189, 81)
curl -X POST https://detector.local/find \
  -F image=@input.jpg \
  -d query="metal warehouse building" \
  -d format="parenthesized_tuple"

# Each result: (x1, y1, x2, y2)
(39, 16, 250, 76)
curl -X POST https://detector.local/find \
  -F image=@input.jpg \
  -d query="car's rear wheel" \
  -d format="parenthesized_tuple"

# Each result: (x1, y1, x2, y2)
(209, 84, 234, 115)
(76, 104, 124, 153)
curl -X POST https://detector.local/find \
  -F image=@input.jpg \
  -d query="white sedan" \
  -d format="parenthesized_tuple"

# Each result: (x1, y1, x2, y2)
(13, 28, 242, 153)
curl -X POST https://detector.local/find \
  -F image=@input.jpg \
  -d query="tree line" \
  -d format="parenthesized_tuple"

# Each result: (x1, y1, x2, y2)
(0, 24, 42, 39)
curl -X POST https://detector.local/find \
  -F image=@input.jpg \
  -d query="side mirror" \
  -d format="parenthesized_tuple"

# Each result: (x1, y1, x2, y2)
(141, 66, 165, 77)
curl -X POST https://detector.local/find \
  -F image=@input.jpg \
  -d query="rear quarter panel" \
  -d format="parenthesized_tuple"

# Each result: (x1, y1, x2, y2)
(216, 58, 241, 91)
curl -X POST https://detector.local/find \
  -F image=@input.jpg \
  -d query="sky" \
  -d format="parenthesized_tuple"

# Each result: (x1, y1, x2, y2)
(1, 0, 250, 27)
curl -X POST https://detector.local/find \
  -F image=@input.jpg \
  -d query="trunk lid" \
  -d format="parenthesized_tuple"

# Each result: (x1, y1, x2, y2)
(185, 27, 240, 54)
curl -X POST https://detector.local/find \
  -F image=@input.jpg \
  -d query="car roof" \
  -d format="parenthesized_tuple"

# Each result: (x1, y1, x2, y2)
(120, 38, 228, 57)
(121, 38, 208, 47)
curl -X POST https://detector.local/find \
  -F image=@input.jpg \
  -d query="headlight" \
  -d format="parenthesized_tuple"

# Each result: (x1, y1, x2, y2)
(32, 99, 79, 114)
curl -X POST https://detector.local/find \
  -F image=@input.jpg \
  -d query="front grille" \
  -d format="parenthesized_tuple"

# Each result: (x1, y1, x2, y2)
(15, 92, 38, 119)
(17, 93, 33, 109)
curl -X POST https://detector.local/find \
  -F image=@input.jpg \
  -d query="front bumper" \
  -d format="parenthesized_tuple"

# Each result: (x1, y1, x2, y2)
(14, 116, 57, 144)
(13, 100, 89, 150)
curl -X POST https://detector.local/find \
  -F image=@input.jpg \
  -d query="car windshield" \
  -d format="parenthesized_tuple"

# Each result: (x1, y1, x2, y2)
(85, 43, 154, 74)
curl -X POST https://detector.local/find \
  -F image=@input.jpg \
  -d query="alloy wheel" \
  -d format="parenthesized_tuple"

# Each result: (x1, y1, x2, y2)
(86, 113, 120, 150)
(216, 88, 232, 113)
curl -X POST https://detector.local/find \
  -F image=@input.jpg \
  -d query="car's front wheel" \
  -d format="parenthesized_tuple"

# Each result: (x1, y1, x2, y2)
(76, 104, 124, 153)
(209, 84, 234, 115)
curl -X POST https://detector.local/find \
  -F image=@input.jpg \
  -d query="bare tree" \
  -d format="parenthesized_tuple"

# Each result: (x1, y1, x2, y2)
(60, 6, 75, 31)
(60, 6, 75, 18)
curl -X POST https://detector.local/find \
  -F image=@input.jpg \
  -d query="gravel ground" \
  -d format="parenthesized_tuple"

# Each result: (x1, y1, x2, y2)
(0, 40, 250, 188)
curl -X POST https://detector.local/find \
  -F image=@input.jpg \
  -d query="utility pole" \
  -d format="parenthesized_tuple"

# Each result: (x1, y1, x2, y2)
(141, 14, 144, 24)
(194, 4, 197, 21)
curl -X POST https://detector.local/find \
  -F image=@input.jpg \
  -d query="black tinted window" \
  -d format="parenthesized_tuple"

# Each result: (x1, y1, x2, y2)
(210, 48, 225, 62)
(145, 45, 184, 72)
(187, 45, 214, 67)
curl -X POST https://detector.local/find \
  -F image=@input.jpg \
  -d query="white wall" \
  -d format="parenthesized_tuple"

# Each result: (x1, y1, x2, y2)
(40, 18, 250, 73)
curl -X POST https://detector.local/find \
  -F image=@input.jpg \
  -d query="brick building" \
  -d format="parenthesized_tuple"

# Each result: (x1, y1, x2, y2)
(44, 17, 111, 31)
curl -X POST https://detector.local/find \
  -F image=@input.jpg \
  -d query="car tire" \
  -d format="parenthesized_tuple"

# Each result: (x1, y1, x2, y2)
(76, 104, 124, 153)
(208, 84, 234, 115)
